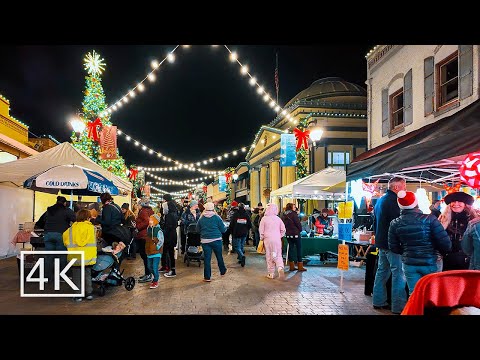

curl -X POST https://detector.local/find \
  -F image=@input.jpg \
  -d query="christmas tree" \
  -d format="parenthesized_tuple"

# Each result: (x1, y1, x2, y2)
(71, 50, 127, 179)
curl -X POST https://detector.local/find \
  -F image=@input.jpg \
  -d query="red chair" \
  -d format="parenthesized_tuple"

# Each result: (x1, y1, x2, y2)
(401, 270, 480, 315)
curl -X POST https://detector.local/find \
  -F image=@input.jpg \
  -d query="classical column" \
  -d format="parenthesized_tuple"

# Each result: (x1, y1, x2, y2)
(249, 169, 260, 206)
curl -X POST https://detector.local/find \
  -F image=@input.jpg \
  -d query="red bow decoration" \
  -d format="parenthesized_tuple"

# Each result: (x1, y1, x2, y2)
(293, 128, 310, 150)
(86, 117, 103, 141)
(225, 172, 232, 184)
(443, 182, 461, 194)
(202, 186, 208, 193)
(129, 168, 138, 181)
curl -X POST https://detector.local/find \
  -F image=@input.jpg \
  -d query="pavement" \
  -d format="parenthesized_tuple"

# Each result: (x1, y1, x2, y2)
(0, 245, 390, 315)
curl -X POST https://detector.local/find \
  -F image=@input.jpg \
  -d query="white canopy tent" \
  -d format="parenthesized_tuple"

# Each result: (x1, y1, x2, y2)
(271, 167, 346, 200)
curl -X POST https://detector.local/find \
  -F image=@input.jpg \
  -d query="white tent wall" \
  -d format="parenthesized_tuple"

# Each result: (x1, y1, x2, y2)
(0, 185, 34, 257)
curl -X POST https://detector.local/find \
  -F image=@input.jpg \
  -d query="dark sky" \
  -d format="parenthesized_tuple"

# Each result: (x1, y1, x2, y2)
(0, 44, 371, 188)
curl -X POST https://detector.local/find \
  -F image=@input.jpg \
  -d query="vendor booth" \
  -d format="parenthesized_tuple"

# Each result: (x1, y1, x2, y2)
(0, 142, 132, 258)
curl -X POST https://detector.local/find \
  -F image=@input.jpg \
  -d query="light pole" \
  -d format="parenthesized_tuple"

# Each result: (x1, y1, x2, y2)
(309, 128, 323, 174)
(70, 114, 86, 141)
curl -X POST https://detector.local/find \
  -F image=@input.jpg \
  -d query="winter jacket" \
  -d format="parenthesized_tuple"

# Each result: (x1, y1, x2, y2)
(196, 211, 227, 242)
(259, 204, 286, 241)
(229, 208, 252, 238)
(135, 206, 154, 239)
(181, 207, 201, 233)
(462, 218, 480, 270)
(373, 190, 401, 249)
(37, 203, 76, 233)
(388, 208, 451, 266)
(282, 210, 302, 237)
(145, 225, 164, 258)
(62, 221, 97, 266)
(97, 202, 123, 234)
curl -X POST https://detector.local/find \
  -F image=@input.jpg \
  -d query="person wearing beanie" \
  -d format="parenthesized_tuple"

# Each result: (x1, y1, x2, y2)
(196, 202, 227, 282)
(231, 201, 239, 208)
(163, 194, 173, 202)
(229, 202, 252, 267)
(372, 176, 407, 314)
(145, 214, 164, 289)
(389, 190, 451, 296)
(162, 197, 180, 278)
(431, 191, 477, 270)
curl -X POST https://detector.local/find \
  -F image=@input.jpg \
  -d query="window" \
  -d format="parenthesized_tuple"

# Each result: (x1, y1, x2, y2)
(437, 51, 459, 108)
(390, 88, 404, 130)
(328, 151, 350, 170)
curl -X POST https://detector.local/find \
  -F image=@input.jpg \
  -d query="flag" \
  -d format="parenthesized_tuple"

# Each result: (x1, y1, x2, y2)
(275, 52, 279, 104)
(99, 125, 118, 160)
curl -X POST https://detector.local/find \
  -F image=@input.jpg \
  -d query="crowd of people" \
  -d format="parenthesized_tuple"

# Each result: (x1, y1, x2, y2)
(371, 176, 480, 315)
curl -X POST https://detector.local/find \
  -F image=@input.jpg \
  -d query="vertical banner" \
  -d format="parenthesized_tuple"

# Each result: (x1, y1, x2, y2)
(218, 175, 227, 192)
(280, 133, 296, 167)
(337, 244, 349, 271)
(143, 184, 151, 197)
(338, 201, 354, 219)
(338, 223, 352, 241)
(99, 125, 118, 160)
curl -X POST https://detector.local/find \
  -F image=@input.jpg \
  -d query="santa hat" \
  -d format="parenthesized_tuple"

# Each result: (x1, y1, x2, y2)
(397, 190, 418, 210)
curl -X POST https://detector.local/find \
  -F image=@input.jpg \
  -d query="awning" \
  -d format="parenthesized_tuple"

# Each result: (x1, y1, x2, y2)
(347, 99, 480, 183)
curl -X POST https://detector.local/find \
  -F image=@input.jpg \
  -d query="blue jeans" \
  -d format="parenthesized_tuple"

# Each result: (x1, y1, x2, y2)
(147, 256, 161, 282)
(287, 237, 302, 262)
(44, 232, 67, 281)
(202, 240, 226, 280)
(403, 263, 438, 295)
(372, 249, 407, 313)
(232, 236, 246, 259)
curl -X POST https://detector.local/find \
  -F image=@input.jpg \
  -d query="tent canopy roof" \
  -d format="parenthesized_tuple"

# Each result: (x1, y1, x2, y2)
(346, 99, 480, 183)
(271, 167, 346, 199)
(0, 142, 132, 193)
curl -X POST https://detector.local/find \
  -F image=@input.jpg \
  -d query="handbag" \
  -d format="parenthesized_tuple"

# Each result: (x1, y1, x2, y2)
(257, 239, 266, 254)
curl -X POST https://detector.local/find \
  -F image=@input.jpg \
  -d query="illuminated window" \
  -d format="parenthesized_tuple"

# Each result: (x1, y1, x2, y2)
(328, 151, 350, 170)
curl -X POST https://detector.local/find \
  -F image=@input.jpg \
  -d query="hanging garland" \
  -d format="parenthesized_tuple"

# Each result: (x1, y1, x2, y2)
(295, 117, 309, 181)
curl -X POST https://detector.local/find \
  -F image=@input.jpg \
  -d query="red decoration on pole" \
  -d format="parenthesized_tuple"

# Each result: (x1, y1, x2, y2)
(129, 168, 138, 181)
(86, 117, 102, 141)
(443, 182, 462, 194)
(293, 128, 310, 150)
(225, 172, 232, 184)
(459, 152, 480, 189)
(202, 185, 208, 193)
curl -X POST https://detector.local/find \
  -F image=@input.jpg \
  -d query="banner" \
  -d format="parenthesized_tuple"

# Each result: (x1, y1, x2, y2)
(143, 184, 151, 197)
(280, 133, 296, 167)
(338, 223, 352, 241)
(218, 175, 227, 192)
(99, 125, 118, 160)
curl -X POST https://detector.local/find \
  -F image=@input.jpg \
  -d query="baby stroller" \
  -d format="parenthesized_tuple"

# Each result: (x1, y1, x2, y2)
(92, 250, 136, 296)
(183, 223, 203, 267)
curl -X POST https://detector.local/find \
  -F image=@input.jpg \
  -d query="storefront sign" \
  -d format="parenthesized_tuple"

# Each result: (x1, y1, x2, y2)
(338, 222, 352, 241)
(337, 244, 349, 271)
(280, 134, 296, 167)
(218, 175, 227, 192)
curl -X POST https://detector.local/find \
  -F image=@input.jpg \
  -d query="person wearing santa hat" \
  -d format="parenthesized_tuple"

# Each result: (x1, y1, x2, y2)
(388, 190, 451, 296)
(431, 191, 478, 270)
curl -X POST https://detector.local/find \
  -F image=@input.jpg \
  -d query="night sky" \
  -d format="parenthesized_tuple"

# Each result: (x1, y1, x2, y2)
(0, 44, 371, 188)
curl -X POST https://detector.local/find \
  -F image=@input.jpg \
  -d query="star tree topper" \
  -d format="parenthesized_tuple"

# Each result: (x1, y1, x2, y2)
(84, 50, 106, 76)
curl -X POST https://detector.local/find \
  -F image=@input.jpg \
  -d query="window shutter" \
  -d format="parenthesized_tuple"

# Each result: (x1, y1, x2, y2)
(404, 69, 413, 126)
(424, 57, 434, 116)
(382, 88, 389, 137)
(459, 45, 473, 100)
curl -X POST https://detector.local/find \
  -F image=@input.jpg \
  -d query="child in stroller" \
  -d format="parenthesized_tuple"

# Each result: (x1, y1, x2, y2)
(184, 223, 203, 267)
(92, 241, 136, 296)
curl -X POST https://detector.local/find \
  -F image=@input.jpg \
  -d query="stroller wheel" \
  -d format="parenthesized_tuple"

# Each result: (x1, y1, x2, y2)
(98, 285, 106, 297)
(125, 277, 136, 291)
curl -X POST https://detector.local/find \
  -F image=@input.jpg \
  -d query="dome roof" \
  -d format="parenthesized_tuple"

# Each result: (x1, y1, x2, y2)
(285, 77, 366, 106)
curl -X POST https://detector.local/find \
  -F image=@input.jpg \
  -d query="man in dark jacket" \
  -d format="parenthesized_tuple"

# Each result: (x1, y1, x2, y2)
(389, 190, 451, 295)
(282, 203, 304, 272)
(37, 195, 76, 279)
(372, 176, 408, 314)
(229, 203, 252, 267)
(180, 200, 201, 253)
(96, 192, 124, 245)
(163, 194, 180, 278)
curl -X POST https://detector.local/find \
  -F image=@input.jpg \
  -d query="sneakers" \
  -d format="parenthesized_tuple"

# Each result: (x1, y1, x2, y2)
(240, 255, 246, 267)
(149, 281, 159, 289)
(203, 278, 211, 282)
(159, 266, 170, 273)
(164, 270, 176, 278)
(85, 294, 94, 300)
(138, 274, 153, 283)
(266, 273, 275, 279)
(278, 267, 285, 280)
(73, 297, 83, 302)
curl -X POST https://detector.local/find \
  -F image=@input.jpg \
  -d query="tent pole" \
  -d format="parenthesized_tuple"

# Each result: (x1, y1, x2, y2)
(70, 190, 74, 210)
(32, 190, 35, 222)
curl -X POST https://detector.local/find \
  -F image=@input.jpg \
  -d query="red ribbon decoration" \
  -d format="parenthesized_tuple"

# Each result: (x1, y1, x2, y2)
(129, 168, 138, 181)
(86, 117, 103, 142)
(293, 128, 310, 150)
(202, 186, 208, 193)
(225, 172, 232, 184)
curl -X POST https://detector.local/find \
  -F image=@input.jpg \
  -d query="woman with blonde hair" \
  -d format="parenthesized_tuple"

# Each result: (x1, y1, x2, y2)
(431, 192, 478, 270)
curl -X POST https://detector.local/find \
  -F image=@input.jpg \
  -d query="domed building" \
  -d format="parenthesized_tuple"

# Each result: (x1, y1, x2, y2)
(244, 77, 368, 212)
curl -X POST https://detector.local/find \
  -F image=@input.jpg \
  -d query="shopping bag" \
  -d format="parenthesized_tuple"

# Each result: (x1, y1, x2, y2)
(257, 239, 266, 254)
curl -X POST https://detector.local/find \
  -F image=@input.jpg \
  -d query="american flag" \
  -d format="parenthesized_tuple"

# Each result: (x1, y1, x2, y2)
(274, 52, 279, 104)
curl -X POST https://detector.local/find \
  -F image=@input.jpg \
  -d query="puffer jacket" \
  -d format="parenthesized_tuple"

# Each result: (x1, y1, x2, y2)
(282, 210, 302, 236)
(462, 218, 480, 270)
(62, 221, 97, 266)
(388, 208, 451, 266)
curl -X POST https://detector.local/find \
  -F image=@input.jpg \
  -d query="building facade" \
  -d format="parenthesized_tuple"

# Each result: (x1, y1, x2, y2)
(246, 77, 368, 210)
(366, 45, 479, 149)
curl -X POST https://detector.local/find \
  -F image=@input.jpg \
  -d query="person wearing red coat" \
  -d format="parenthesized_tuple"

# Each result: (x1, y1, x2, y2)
(135, 198, 154, 283)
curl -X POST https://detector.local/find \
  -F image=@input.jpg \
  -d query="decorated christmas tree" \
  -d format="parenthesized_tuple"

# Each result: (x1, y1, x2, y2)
(71, 50, 127, 179)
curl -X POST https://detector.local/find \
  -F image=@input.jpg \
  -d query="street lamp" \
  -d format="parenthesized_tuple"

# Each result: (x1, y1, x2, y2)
(232, 173, 239, 182)
(309, 127, 323, 174)
(70, 115, 86, 141)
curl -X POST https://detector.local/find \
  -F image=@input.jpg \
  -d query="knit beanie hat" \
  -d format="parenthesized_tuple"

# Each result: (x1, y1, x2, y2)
(150, 213, 161, 226)
(231, 201, 239, 207)
(397, 190, 418, 210)
(163, 194, 173, 202)
(204, 202, 215, 211)
(189, 200, 198, 207)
